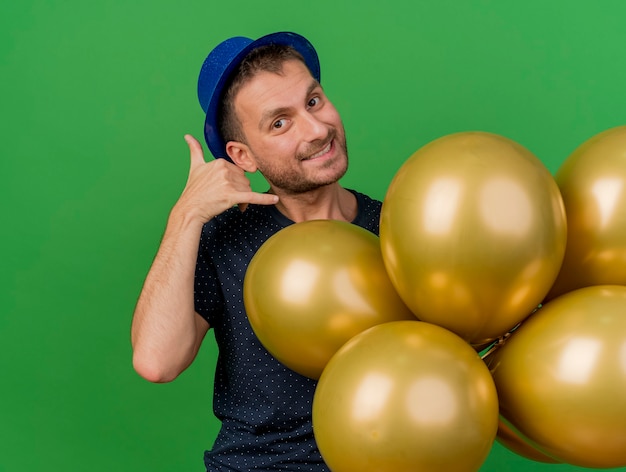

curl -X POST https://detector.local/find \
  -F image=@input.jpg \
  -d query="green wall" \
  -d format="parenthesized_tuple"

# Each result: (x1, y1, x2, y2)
(2, 0, 626, 470)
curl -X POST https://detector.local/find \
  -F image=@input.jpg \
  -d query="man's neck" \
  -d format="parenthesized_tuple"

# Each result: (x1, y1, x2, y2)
(271, 184, 357, 224)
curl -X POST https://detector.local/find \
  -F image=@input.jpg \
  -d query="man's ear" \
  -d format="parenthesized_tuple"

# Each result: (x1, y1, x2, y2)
(226, 141, 258, 173)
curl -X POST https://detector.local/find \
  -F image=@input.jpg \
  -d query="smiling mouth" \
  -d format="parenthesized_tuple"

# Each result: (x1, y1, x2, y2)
(304, 141, 333, 160)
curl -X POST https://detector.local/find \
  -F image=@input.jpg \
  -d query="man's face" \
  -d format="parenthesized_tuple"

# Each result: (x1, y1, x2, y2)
(231, 60, 348, 194)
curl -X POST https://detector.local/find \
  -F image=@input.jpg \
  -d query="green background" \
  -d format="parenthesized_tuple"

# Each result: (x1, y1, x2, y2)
(2, 0, 626, 470)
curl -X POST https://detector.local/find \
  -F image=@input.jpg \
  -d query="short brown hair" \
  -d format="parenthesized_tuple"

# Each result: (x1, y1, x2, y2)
(218, 44, 309, 145)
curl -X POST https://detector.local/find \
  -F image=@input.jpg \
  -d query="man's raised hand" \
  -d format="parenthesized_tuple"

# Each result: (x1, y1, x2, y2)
(175, 135, 278, 223)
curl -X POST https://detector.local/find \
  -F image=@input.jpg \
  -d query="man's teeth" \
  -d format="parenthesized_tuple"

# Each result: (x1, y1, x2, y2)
(310, 142, 331, 159)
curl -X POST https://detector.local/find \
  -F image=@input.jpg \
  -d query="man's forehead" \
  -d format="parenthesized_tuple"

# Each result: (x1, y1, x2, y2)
(234, 60, 319, 116)
(238, 59, 314, 93)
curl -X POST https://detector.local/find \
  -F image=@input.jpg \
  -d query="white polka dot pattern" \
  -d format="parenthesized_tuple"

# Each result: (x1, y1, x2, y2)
(194, 190, 382, 471)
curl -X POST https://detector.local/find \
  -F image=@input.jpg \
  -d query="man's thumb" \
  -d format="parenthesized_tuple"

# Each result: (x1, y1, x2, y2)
(184, 134, 206, 168)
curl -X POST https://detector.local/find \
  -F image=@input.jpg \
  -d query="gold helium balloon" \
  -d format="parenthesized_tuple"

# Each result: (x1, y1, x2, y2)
(547, 125, 626, 300)
(243, 220, 415, 379)
(313, 320, 499, 472)
(487, 285, 626, 468)
(380, 131, 567, 346)
(496, 418, 559, 464)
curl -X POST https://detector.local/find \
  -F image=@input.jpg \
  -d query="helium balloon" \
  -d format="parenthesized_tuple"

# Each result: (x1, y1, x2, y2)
(380, 131, 566, 346)
(547, 125, 626, 300)
(496, 418, 559, 463)
(244, 220, 415, 379)
(487, 285, 626, 468)
(313, 320, 499, 472)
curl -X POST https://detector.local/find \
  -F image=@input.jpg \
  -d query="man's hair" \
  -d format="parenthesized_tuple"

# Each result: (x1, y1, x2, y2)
(218, 44, 309, 146)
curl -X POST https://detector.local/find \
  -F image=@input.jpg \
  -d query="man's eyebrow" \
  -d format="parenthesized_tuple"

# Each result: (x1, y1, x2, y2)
(259, 106, 289, 131)
(258, 79, 322, 131)
(305, 79, 322, 97)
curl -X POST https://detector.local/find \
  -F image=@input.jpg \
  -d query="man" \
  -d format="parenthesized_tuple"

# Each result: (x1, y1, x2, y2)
(131, 32, 382, 471)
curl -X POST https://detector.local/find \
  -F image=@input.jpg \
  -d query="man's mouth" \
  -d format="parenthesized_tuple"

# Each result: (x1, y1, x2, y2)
(304, 141, 333, 161)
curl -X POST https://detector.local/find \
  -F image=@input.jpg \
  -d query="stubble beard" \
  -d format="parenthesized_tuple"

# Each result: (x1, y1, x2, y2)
(256, 131, 349, 195)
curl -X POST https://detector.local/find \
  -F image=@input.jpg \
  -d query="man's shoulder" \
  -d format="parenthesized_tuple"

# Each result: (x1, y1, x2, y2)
(199, 204, 284, 248)
(205, 204, 271, 228)
(350, 189, 382, 205)
(347, 189, 382, 235)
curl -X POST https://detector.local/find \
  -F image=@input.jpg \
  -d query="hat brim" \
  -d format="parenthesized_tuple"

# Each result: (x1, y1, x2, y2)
(203, 32, 321, 160)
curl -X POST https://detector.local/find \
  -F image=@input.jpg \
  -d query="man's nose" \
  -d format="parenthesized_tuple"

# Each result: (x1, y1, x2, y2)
(299, 111, 328, 142)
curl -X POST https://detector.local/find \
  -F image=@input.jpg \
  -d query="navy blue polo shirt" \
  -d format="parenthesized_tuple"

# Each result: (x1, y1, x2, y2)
(194, 190, 382, 471)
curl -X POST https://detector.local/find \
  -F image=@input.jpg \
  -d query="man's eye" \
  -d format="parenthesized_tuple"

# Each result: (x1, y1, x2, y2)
(273, 119, 286, 129)
(308, 97, 320, 108)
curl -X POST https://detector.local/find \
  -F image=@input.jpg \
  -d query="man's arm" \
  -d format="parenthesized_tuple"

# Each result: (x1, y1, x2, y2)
(131, 135, 279, 383)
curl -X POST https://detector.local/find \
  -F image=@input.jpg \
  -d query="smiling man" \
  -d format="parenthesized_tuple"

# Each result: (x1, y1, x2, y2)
(131, 32, 382, 471)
